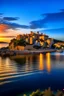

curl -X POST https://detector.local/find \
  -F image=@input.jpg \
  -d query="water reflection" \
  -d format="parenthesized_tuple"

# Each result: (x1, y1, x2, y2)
(0, 57, 17, 74)
(46, 53, 51, 72)
(39, 53, 44, 70)
(25, 56, 29, 72)
(55, 53, 61, 60)
(0, 53, 64, 85)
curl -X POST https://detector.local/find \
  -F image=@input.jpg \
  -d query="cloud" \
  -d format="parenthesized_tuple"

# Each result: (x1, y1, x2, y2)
(0, 13, 3, 15)
(0, 15, 29, 31)
(3, 17, 19, 21)
(44, 28, 64, 32)
(42, 9, 64, 22)
(0, 9, 64, 31)
(30, 19, 45, 29)
(29, 9, 64, 29)
(0, 18, 29, 32)
(40, 28, 64, 40)
(2, 22, 29, 29)
(60, 9, 64, 12)
(0, 24, 10, 32)
(0, 22, 29, 33)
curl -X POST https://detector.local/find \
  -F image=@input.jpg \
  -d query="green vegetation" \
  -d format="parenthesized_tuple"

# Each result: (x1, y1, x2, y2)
(14, 38, 26, 47)
(10, 38, 26, 47)
(22, 88, 64, 96)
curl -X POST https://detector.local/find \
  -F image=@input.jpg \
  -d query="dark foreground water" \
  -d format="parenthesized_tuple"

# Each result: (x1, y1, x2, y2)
(0, 52, 64, 96)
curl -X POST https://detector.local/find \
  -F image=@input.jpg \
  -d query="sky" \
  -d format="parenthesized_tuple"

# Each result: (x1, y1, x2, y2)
(0, 0, 64, 42)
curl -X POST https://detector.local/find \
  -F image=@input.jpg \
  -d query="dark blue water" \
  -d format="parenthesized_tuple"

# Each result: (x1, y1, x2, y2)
(0, 52, 64, 96)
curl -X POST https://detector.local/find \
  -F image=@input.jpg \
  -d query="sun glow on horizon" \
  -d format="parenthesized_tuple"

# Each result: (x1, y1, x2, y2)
(0, 38, 3, 41)
(0, 37, 13, 43)
(0, 24, 9, 33)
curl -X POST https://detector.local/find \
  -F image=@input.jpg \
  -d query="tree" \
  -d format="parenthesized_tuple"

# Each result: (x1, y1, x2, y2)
(43, 88, 54, 96)
(14, 39, 19, 47)
(18, 38, 26, 46)
(23, 94, 27, 96)
(30, 89, 42, 96)
(14, 38, 26, 47)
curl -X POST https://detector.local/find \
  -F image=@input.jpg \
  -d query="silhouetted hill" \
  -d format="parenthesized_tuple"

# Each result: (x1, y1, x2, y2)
(54, 39, 64, 43)
(0, 42, 8, 44)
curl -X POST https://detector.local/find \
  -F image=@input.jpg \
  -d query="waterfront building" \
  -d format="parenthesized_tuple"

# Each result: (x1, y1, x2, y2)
(16, 35, 22, 40)
(46, 38, 54, 48)
(9, 42, 14, 50)
(34, 40, 41, 46)
(9, 31, 52, 50)
(29, 37, 33, 44)
(25, 37, 29, 43)
(9, 39, 16, 50)
(39, 34, 48, 40)
(40, 41, 44, 46)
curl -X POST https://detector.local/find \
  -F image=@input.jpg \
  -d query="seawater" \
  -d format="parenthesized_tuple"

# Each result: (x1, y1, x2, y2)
(0, 53, 64, 96)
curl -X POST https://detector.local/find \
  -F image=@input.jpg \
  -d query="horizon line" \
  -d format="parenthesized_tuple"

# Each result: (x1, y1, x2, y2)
(0, 36, 16, 38)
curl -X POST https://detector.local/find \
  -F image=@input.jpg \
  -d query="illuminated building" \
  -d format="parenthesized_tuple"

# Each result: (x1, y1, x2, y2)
(26, 38, 29, 43)
(16, 35, 22, 40)
(30, 37, 33, 44)
(40, 41, 44, 46)
(9, 31, 51, 50)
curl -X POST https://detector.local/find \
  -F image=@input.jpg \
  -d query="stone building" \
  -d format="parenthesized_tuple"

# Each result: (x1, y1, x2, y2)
(9, 31, 50, 50)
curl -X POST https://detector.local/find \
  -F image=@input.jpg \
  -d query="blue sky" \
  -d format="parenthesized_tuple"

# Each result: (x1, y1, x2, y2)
(0, 0, 64, 41)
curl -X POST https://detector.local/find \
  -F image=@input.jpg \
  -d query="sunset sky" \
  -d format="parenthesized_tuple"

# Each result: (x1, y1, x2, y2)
(0, 0, 64, 42)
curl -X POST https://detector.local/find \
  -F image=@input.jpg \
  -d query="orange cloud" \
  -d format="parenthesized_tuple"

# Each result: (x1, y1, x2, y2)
(0, 24, 9, 33)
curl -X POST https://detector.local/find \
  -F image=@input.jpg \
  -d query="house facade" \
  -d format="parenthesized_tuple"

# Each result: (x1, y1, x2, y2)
(9, 31, 54, 50)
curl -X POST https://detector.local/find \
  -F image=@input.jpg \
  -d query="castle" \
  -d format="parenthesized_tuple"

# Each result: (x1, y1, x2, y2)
(9, 31, 54, 50)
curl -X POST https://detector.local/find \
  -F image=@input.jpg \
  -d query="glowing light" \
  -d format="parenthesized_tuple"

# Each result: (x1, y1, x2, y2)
(0, 37, 4, 41)
(0, 37, 12, 42)
(46, 53, 51, 72)
(30, 37, 33, 44)
(39, 53, 44, 70)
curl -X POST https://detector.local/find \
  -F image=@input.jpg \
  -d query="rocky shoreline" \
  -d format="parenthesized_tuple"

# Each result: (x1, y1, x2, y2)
(0, 49, 58, 57)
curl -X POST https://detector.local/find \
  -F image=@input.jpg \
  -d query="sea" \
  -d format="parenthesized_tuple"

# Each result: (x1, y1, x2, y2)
(0, 43, 64, 96)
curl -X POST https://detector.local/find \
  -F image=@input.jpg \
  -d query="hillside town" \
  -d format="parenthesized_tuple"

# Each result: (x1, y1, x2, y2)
(0, 31, 64, 57)
(9, 31, 64, 51)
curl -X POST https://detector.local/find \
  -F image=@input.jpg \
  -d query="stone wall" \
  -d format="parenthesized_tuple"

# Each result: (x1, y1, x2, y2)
(15, 46, 25, 50)
(25, 45, 34, 50)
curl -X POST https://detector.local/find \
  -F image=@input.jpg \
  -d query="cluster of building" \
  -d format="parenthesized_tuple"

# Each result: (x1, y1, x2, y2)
(9, 31, 54, 50)
(54, 42, 64, 49)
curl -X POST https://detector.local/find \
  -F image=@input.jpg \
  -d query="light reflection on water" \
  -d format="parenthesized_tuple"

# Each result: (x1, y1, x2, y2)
(46, 53, 51, 72)
(0, 53, 64, 86)
(39, 53, 44, 70)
